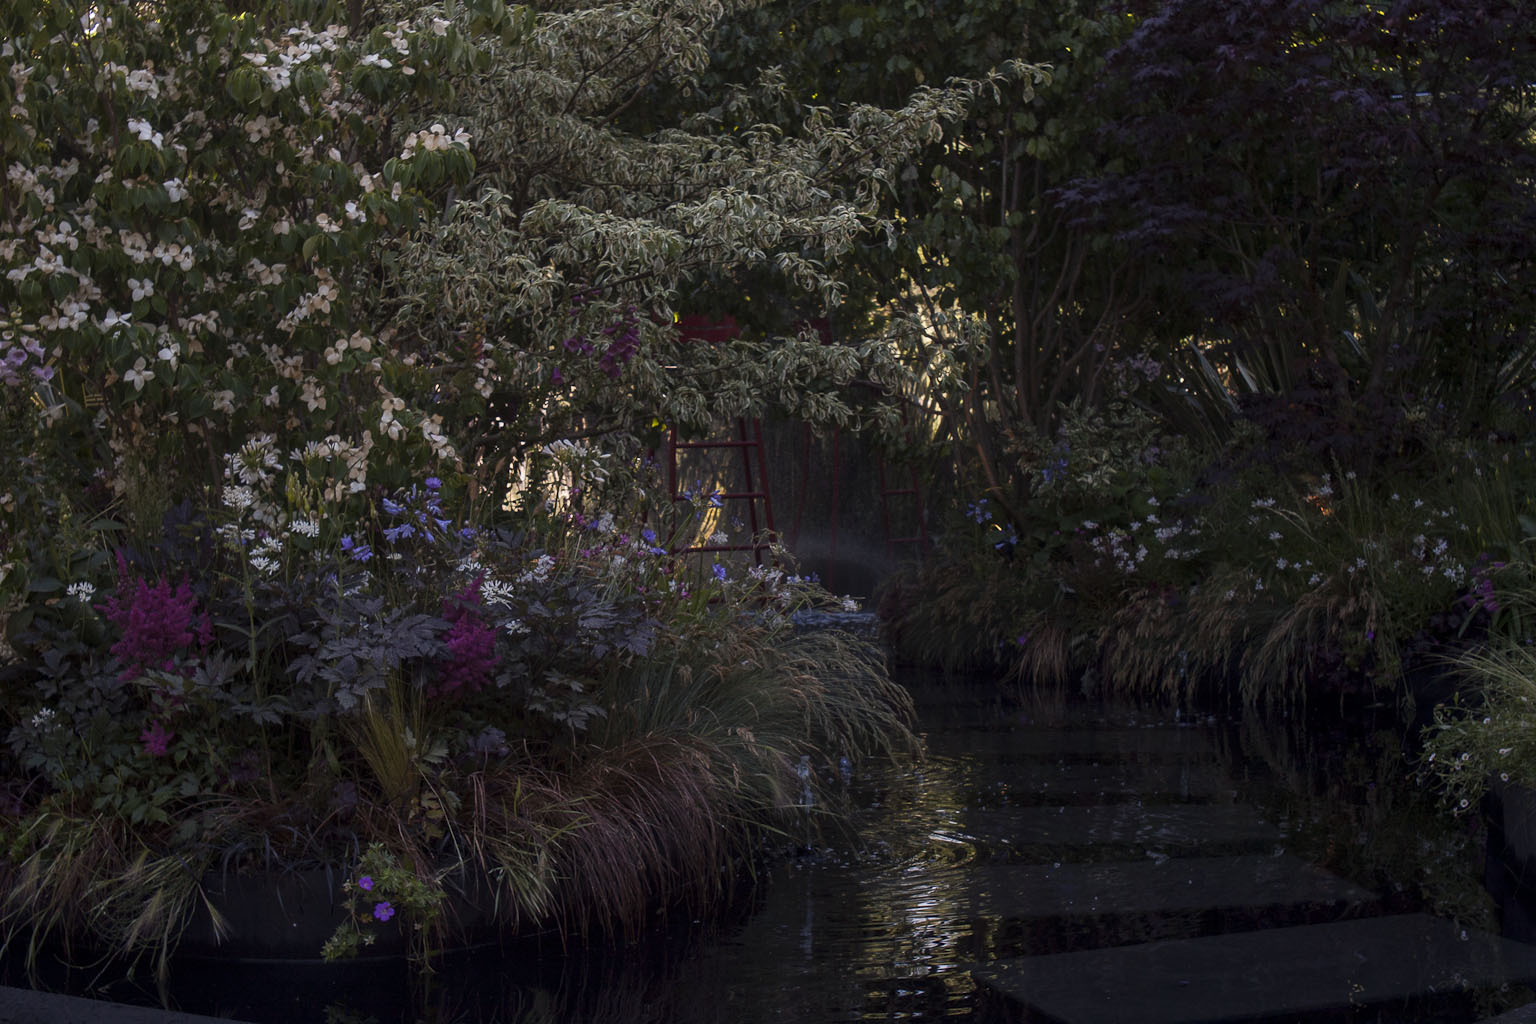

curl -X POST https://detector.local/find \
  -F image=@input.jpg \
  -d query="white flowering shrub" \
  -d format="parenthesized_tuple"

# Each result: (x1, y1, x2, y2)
(1, 0, 528, 567)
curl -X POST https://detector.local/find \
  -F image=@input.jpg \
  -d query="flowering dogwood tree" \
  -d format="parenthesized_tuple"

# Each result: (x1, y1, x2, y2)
(1, 0, 1038, 558)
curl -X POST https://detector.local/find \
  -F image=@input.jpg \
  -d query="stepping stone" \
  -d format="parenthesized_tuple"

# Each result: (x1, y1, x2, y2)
(974, 914, 1536, 1024)
(931, 804, 1281, 856)
(0, 985, 243, 1024)
(956, 854, 1372, 921)
(923, 759, 1234, 806)
(1482, 1002, 1536, 1023)
(923, 727, 1217, 761)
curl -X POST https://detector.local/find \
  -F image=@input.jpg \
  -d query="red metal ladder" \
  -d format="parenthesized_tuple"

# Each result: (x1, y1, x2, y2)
(665, 418, 776, 565)
(877, 455, 928, 562)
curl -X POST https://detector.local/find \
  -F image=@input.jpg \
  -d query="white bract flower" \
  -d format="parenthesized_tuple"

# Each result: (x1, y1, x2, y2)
(123, 356, 154, 390)
(400, 122, 471, 159)
(126, 117, 164, 148)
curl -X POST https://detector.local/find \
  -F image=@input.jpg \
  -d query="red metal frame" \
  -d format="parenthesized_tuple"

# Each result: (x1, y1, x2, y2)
(666, 417, 777, 565)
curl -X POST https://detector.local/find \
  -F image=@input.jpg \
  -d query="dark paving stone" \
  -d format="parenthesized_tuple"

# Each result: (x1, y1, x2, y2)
(0, 986, 247, 1024)
(974, 914, 1536, 1024)
(956, 854, 1373, 921)
(1483, 1002, 1536, 1023)
(919, 758, 1235, 806)
(922, 727, 1218, 761)
(931, 803, 1281, 856)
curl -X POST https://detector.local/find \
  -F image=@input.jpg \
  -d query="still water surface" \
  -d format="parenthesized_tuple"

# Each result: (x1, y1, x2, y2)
(15, 666, 1521, 1022)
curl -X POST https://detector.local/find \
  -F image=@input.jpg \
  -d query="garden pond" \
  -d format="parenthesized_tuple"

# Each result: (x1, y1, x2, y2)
(5, 663, 1531, 1023)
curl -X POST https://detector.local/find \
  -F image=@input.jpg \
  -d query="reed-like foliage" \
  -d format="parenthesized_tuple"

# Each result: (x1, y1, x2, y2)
(1423, 641, 1536, 812)
(0, 810, 228, 984)
(572, 622, 917, 932)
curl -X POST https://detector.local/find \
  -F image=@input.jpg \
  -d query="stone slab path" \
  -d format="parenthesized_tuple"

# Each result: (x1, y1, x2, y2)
(924, 726, 1218, 761)
(976, 915, 1536, 1024)
(937, 803, 1281, 856)
(929, 760, 1236, 805)
(962, 715, 1536, 1022)
(955, 855, 1372, 922)
(0, 986, 246, 1024)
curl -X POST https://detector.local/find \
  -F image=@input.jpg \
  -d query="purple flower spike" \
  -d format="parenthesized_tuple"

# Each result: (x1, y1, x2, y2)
(357, 876, 374, 891)
(373, 901, 395, 922)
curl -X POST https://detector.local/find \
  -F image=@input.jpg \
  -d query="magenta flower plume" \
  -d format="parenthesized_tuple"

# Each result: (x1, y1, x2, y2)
(100, 552, 208, 682)
(435, 577, 500, 697)
(140, 720, 174, 757)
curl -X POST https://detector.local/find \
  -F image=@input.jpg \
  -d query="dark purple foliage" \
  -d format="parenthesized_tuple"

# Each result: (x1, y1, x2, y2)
(1059, 0, 1536, 420)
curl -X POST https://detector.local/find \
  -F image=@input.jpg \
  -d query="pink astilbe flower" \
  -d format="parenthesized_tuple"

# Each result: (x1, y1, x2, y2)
(140, 720, 174, 757)
(98, 552, 211, 682)
(434, 577, 499, 697)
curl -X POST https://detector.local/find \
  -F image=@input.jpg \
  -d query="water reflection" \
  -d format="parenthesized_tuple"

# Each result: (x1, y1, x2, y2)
(11, 667, 1527, 1022)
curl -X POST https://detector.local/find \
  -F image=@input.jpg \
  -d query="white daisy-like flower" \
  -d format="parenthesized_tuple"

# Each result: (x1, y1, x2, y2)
(481, 579, 515, 606)
(518, 554, 556, 583)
